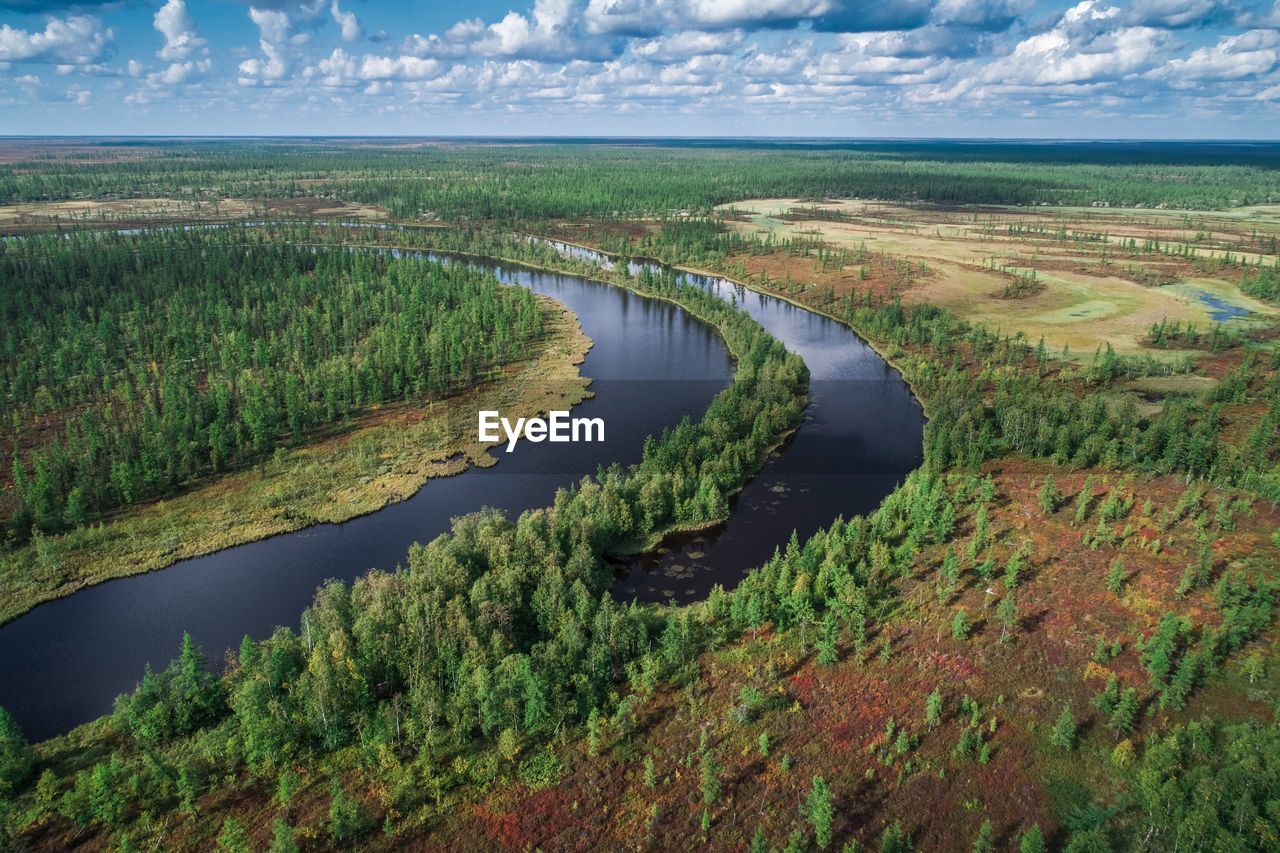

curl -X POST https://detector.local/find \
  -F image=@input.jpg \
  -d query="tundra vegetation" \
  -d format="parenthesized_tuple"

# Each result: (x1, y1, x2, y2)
(1, 139, 1280, 851)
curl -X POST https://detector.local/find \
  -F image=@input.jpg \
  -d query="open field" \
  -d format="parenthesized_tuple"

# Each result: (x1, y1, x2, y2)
(0, 297, 591, 626)
(719, 198, 1280, 359)
(0, 197, 388, 232)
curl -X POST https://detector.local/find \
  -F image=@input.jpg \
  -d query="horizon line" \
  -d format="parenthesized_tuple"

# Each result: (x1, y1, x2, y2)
(3, 134, 1280, 144)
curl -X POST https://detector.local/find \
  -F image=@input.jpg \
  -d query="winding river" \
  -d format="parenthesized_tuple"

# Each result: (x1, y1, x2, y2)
(0, 244, 923, 741)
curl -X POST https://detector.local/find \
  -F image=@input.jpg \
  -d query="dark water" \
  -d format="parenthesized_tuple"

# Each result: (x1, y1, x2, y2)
(0, 249, 922, 741)
(614, 272, 923, 604)
(1194, 290, 1251, 322)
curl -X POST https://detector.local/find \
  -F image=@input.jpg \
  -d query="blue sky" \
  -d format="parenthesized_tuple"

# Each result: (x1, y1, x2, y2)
(1, 0, 1278, 137)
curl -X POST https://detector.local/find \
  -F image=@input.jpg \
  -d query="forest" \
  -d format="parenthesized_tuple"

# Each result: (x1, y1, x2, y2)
(2, 231, 544, 535)
(0, 141, 1279, 851)
(3, 140, 1280, 221)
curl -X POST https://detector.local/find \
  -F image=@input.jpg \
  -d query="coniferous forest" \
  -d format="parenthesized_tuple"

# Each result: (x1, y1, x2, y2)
(0, 139, 1279, 852)
(2, 232, 544, 534)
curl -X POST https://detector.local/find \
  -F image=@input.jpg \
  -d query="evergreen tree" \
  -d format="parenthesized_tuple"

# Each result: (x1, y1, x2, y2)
(925, 688, 943, 729)
(0, 707, 34, 797)
(1050, 705, 1076, 750)
(217, 818, 252, 853)
(1018, 825, 1045, 853)
(268, 819, 299, 853)
(807, 775, 834, 849)
(1039, 471, 1059, 512)
(972, 819, 994, 853)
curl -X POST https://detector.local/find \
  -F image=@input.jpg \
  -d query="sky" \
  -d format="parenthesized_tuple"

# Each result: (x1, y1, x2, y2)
(1, 0, 1278, 137)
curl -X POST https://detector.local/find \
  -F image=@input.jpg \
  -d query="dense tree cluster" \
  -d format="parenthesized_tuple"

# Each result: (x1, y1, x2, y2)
(3, 230, 544, 534)
(3, 141, 1278, 220)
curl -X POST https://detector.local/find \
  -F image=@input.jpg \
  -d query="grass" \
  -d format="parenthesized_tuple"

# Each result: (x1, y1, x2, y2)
(0, 196, 388, 233)
(718, 198, 1279, 360)
(0, 296, 592, 626)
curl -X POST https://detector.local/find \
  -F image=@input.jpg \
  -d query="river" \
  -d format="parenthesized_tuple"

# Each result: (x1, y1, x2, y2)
(0, 244, 923, 741)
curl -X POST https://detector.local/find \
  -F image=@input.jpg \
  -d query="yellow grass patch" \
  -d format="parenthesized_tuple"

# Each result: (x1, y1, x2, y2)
(718, 198, 1280, 359)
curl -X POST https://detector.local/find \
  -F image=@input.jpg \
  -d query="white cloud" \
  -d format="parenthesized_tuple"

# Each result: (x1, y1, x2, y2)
(0, 15, 112, 64)
(331, 0, 364, 43)
(154, 0, 206, 62)
(584, 0, 833, 35)
(976, 1, 1169, 86)
(309, 47, 444, 87)
(1151, 28, 1280, 82)
(453, 0, 614, 61)
(249, 7, 291, 46)
(14, 74, 39, 97)
(630, 29, 745, 62)
(239, 7, 293, 84)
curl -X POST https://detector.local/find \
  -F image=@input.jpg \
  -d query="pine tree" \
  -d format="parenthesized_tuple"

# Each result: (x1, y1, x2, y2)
(952, 608, 971, 640)
(1018, 825, 1045, 853)
(0, 707, 34, 797)
(1107, 558, 1126, 596)
(998, 593, 1018, 643)
(1038, 475, 1059, 515)
(807, 775, 834, 849)
(817, 611, 839, 665)
(218, 818, 252, 853)
(925, 688, 943, 728)
(1050, 704, 1076, 750)
(972, 819, 994, 853)
(1107, 688, 1139, 739)
(880, 820, 910, 853)
(268, 819, 299, 853)
(1074, 476, 1094, 525)
(700, 745, 720, 806)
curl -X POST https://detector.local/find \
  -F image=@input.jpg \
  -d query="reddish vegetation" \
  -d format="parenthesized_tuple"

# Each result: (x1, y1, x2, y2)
(408, 459, 1279, 851)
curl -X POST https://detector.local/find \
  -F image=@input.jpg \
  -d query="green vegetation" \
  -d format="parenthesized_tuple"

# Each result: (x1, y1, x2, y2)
(3, 231, 545, 535)
(4, 140, 1280, 222)
(1, 141, 1280, 850)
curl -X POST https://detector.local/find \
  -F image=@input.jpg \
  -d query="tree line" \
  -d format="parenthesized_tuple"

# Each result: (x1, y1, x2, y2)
(4, 141, 1279, 221)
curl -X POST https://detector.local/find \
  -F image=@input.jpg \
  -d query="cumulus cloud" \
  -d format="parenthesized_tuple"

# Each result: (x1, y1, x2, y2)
(11, 0, 1280, 131)
(584, 0, 833, 35)
(975, 1, 1169, 86)
(154, 0, 206, 62)
(238, 6, 295, 84)
(1150, 27, 1280, 81)
(0, 14, 112, 64)
(629, 29, 745, 62)
(440, 0, 617, 61)
(308, 47, 443, 86)
(330, 0, 363, 43)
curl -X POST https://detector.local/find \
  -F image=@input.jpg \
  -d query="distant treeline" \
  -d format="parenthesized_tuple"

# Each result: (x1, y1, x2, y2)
(2, 141, 1277, 217)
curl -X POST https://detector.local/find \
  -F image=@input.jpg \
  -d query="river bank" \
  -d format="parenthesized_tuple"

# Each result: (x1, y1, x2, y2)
(0, 296, 592, 626)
